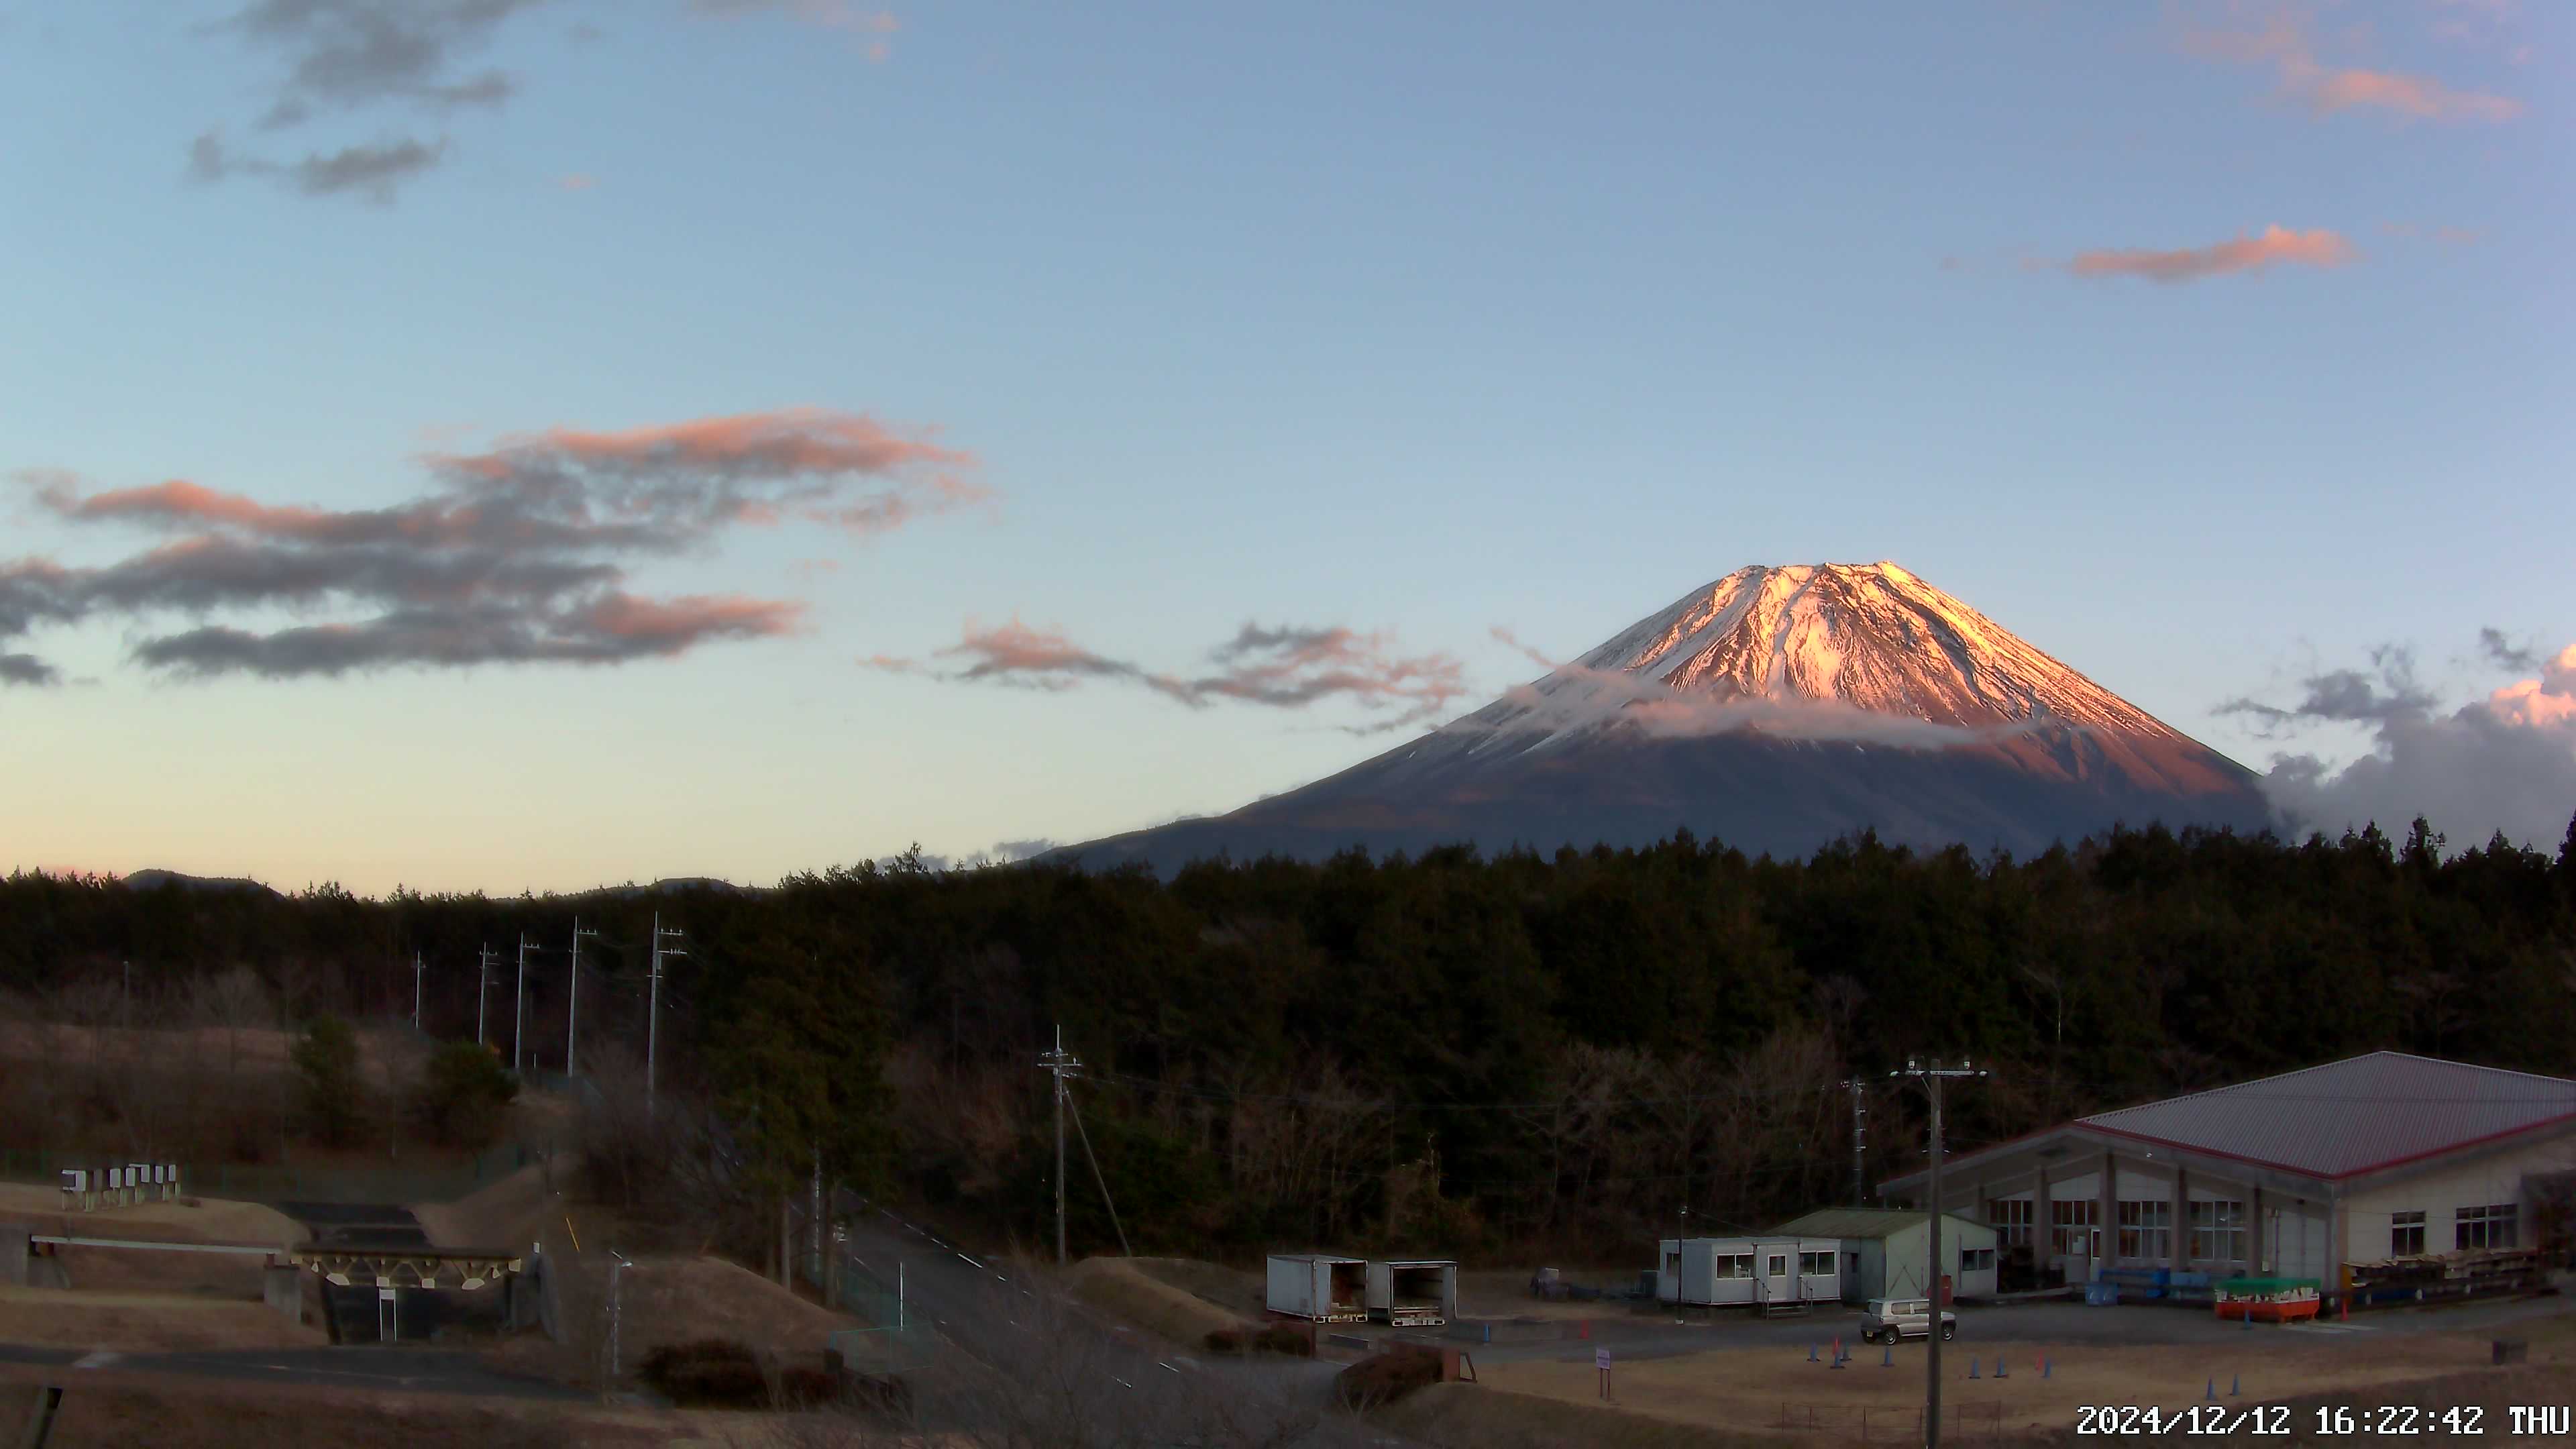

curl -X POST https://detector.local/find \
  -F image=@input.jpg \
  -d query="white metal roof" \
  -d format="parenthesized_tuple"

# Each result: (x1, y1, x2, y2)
(2077, 1051, 2576, 1180)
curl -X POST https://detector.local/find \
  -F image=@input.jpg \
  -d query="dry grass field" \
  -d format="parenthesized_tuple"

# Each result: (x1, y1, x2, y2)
(1468, 1328, 2561, 1445)
(1130, 1256, 1265, 1317)
(1065, 1256, 1253, 1346)
(0, 1182, 303, 1245)
(0, 1020, 425, 1091)
(0, 1285, 324, 1352)
(414, 1163, 562, 1250)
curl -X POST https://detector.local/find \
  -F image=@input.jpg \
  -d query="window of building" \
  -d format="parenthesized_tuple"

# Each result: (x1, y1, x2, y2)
(1960, 1247, 1996, 1272)
(2188, 1201, 2246, 1262)
(2390, 1210, 2426, 1256)
(1989, 1199, 2033, 1248)
(1713, 1253, 1754, 1280)
(1800, 1251, 1833, 1276)
(2456, 1203, 2518, 1251)
(2050, 1199, 2098, 1256)
(2118, 1200, 2173, 1259)
(1768, 1254, 1787, 1279)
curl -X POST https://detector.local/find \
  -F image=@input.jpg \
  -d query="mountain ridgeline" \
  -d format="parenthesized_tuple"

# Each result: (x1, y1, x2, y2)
(1056, 562, 2277, 876)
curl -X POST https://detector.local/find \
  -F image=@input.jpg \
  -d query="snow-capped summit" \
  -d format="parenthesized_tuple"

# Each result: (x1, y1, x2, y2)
(1055, 564, 2275, 875)
(1556, 561, 2174, 733)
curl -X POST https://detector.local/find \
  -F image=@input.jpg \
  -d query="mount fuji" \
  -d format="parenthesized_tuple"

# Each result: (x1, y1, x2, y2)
(1053, 563, 2277, 874)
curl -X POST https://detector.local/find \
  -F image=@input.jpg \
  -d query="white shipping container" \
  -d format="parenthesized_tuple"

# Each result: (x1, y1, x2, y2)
(1366, 1260, 1457, 1326)
(1266, 1254, 1367, 1322)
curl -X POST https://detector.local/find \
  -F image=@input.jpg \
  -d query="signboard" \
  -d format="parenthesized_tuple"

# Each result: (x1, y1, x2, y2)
(1595, 1348, 1611, 1370)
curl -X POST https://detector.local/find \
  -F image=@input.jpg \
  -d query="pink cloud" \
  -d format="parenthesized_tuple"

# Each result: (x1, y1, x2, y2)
(44, 478, 338, 535)
(11, 403, 979, 679)
(691, 2, 900, 35)
(2067, 223, 2357, 283)
(574, 592, 805, 651)
(2487, 645, 2576, 729)
(2295, 60, 2522, 120)
(472, 407, 972, 480)
(2186, 7, 2523, 122)
(557, 173, 598, 191)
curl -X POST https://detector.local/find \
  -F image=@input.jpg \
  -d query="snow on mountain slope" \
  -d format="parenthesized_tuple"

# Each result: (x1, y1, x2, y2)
(1053, 563, 2275, 875)
(1464, 562, 2181, 741)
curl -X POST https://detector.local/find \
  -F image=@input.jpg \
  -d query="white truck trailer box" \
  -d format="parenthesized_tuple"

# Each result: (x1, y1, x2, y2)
(1267, 1254, 1367, 1322)
(1366, 1259, 1457, 1326)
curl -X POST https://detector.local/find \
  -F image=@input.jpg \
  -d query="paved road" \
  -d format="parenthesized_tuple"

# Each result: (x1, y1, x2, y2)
(0, 1342, 585, 1399)
(833, 1196, 1348, 1404)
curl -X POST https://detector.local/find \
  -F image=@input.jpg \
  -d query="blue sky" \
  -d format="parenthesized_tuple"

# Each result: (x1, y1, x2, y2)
(2, 0, 2569, 892)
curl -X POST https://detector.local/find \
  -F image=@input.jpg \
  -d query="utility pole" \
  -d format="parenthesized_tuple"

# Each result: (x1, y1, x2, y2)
(1840, 1077, 1869, 1207)
(647, 914, 686, 1114)
(567, 918, 599, 1077)
(514, 933, 537, 1074)
(476, 944, 498, 1047)
(1037, 1025, 1083, 1267)
(413, 951, 425, 1031)
(1891, 1059, 1990, 1449)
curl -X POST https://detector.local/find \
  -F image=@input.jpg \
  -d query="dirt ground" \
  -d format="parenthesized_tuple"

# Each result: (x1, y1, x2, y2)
(0, 1285, 324, 1352)
(1459, 1267, 1644, 1322)
(1474, 1331, 2528, 1444)
(0, 1367, 873, 1449)
(1383, 1382, 1794, 1449)
(1065, 1256, 1254, 1346)
(0, 1370, 599, 1448)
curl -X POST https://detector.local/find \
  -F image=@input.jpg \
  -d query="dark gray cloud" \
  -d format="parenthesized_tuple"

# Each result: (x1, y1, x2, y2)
(2216, 647, 2439, 734)
(0, 653, 58, 687)
(195, 1, 550, 200)
(292, 138, 450, 200)
(224, 0, 545, 111)
(868, 618, 1468, 733)
(5, 407, 981, 679)
(130, 595, 797, 678)
(2229, 639, 2576, 851)
(2479, 627, 2539, 673)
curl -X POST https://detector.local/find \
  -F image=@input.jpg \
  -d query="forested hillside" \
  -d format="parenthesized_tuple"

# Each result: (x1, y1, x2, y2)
(6, 814, 2573, 1261)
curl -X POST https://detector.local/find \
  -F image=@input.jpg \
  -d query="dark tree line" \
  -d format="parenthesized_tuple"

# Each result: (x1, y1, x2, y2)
(5, 812, 2574, 1261)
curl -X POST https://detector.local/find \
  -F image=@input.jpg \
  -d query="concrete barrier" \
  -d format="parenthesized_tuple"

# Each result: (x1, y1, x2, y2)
(264, 1265, 304, 1321)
